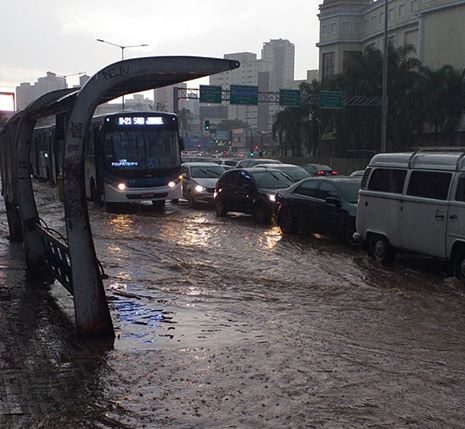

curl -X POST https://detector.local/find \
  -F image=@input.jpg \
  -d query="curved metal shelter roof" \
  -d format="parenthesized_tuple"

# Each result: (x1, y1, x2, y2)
(1, 55, 240, 338)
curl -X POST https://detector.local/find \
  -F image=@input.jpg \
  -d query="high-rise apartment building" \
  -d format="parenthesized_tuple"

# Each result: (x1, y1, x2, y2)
(317, 0, 465, 81)
(153, 83, 187, 113)
(209, 39, 296, 132)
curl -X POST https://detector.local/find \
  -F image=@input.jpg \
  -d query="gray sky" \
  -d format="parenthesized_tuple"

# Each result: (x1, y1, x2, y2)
(0, 0, 321, 93)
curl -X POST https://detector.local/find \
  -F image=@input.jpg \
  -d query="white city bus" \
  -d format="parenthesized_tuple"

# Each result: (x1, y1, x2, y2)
(84, 111, 183, 208)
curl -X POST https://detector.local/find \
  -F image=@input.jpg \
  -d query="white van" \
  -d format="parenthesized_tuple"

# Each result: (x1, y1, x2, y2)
(354, 149, 465, 280)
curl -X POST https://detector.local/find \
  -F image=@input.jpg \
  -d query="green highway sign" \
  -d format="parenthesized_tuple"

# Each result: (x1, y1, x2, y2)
(319, 91, 343, 109)
(279, 89, 301, 107)
(229, 85, 258, 105)
(199, 85, 222, 104)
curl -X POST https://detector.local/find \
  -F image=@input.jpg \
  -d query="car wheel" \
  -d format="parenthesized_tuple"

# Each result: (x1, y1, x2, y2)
(453, 247, 465, 281)
(369, 234, 395, 264)
(215, 198, 227, 217)
(278, 207, 298, 234)
(255, 204, 270, 225)
(344, 219, 357, 247)
(187, 192, 196, 208)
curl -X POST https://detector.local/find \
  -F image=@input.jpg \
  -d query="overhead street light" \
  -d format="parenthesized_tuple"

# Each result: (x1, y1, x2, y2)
(96, 39, 149, 109)
(96, 38, 149, 61)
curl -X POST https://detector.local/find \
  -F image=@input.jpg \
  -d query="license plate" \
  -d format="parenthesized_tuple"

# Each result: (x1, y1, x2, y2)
(141, 193, 155, 198)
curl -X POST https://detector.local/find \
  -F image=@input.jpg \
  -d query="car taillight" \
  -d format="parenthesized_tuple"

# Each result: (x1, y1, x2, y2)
(315, 170, 325, 176)
(331, 170, 337, 176)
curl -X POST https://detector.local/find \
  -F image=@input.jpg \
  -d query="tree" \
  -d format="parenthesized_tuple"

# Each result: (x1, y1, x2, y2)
(421, 65, 465, 144)
(177, 108, 193, 137)
(272, 107, 303, 157)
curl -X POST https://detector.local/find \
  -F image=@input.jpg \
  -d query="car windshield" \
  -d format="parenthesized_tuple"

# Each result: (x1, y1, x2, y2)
(250, 170, 294, 189)
(338, 181, 361, 203)
(190, 166, 224, 178)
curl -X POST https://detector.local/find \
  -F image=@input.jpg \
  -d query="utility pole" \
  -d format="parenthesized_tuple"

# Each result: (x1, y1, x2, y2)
(381, 0, 389, 153)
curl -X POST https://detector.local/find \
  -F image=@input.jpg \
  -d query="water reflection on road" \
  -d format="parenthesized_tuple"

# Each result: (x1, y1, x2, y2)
(18, 184, 465, 427)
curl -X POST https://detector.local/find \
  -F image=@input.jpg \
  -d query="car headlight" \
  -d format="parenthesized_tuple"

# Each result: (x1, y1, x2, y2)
(268, 194, 276, 202)
(117, 183, 126, 191)
(194, 185, 205, 193)
(168, 181, 176, 188)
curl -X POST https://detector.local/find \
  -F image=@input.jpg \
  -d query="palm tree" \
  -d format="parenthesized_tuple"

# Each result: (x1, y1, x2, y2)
(272, 108, 303, 157)
(177, 108, 193, 138)
(421, 65, 465, 144)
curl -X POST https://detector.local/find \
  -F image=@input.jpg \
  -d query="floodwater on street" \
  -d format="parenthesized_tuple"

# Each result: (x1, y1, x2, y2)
(2, 181, 465, 428)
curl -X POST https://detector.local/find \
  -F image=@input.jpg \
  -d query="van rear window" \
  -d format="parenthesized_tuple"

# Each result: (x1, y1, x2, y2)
(367, 168, 406, 193)
(407, 171, 452, 200)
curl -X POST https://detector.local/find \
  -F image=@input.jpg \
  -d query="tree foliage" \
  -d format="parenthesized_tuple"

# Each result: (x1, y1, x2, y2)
(272, 44, 465, 156)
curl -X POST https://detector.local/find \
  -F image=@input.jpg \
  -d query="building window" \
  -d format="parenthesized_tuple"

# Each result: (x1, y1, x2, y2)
(399, 3, 406, 17)
(371, 16, 376, 29)
(411, 0, 418, 12)
(379, 12, 384, 24)
(389, 8, 394, 21)
(322, 24, 328, 35)
(342, 21, 350, 33)
(322, 52, 335, 81)
(331, 22, 337, 34)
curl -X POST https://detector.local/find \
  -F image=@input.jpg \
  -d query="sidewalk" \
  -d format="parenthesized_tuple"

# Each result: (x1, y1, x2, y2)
(0, 240, 112, 429)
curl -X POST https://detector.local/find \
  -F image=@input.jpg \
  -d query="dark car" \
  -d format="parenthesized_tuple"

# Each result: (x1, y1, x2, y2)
(235, 158, 282, 168)
(275, 177, 361, 245)
(254, 163, 311, 182)
(214, 168, 294, 224)
(302, 163, 337, 176)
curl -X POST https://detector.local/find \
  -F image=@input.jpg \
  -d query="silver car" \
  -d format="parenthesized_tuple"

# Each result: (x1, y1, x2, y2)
(181, 162, 225, 207)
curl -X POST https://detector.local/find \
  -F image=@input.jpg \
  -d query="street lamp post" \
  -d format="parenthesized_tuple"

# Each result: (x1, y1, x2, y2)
(381, 0, 389, 153)
(53, 71, 86, 88)
(96, 38, 148, 109)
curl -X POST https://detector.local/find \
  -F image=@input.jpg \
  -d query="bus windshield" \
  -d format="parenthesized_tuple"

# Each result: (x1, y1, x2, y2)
(105, 128, 180, 170)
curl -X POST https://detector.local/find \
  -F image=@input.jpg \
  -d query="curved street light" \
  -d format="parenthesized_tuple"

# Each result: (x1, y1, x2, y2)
(96, 39, 149, 109)
(96, 38, 149, 61)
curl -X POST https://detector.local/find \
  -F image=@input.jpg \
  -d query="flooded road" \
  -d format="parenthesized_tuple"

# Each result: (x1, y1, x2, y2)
(3, 182, 465, 428)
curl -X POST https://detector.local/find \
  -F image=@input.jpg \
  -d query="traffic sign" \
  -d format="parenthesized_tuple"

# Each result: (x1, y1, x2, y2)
(319, 91, 343, 109)
(230, 85, 258, 105)
(199, 85, 222, 104)
(279, 89, 301, 107)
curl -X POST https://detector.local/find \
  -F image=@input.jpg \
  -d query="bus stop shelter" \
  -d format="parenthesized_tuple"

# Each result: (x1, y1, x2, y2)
(0, 56, 240, 338)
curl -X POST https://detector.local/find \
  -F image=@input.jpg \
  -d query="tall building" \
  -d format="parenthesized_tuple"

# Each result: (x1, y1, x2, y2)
(261, 39, 295, 90)
(16, 72, 67, 110)
(153, 83, 187, 113)
(209, 40, 296, 132)
(317, 0, 465, 81)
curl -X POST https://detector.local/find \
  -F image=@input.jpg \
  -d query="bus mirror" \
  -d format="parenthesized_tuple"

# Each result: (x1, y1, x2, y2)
(179, 136, 185, 151)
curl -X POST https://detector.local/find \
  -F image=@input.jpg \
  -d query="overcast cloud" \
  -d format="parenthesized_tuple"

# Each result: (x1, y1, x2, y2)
(0, 0, 320, 91)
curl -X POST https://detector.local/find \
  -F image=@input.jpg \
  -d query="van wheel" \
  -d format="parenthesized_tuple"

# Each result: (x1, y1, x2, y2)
(278, 208, 298, 234)
(215, 199, 227, 217)
(453, 248, 465, 281)
(370, 234, 395, 264)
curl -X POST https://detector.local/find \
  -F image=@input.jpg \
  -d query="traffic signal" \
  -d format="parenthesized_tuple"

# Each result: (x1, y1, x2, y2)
(204, 120, 210, 130)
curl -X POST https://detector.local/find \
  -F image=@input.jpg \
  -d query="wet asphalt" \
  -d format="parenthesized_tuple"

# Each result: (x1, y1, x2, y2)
(1, 182, 465, 428)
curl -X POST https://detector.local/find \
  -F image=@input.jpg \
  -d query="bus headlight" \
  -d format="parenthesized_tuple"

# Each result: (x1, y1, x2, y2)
(268, 194, 276, 202)
(195, 185, 205, 193)
(168, 181, 176, 188)
(117, 183, 127, 191)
